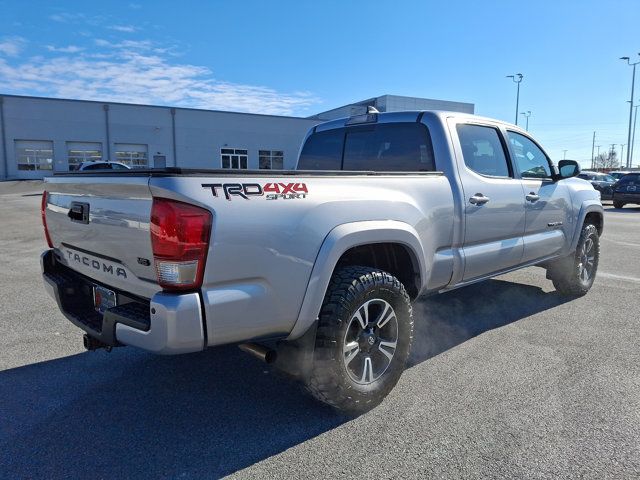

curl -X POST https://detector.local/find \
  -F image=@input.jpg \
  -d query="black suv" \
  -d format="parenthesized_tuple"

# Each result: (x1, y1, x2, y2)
(613, 173, 640, 209)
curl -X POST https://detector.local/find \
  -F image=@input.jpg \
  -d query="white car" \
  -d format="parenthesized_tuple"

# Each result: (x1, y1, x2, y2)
(75, 161, 131, 171)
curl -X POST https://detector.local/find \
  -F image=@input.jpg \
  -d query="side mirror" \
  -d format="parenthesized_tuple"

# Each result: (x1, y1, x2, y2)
(557, 160, 580, 180)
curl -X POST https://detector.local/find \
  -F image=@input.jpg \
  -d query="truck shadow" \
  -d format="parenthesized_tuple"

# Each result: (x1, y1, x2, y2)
(409, 277, 571, 366)
(0, 277, 570, 479)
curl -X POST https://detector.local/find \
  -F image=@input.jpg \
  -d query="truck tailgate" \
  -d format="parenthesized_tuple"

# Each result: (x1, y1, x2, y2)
(44, 175, 159, 299)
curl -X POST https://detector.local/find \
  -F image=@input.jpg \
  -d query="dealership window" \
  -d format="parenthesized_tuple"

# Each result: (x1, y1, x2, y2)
(221, 148, 248, 169)
(115, 143, 148, 168)
(67, 142, 102, 170)
(259, 150, 284, 169)
(15, 140, 54, 171)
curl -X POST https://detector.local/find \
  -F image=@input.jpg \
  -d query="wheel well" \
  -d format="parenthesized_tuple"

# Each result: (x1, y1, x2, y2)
(335, 243, 421, 299)
(585, 212, 603, 235)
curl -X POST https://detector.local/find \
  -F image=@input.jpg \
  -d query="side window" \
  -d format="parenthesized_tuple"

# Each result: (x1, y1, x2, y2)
(84, 163, 110, 170)
(618, 174, 639, 185)
(298, 129, 343, 170)
(342, 123, 435, 171)
(456, 124, 511, 177)
(507, 131, 552, 179)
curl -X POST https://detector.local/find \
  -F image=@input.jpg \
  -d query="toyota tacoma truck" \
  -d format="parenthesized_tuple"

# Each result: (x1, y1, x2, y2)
(41, 110, 603, 414)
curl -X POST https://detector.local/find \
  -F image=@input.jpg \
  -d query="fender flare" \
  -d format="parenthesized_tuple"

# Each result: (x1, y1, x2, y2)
(287, 220, 427, 340)
(570, 201, 604, 251)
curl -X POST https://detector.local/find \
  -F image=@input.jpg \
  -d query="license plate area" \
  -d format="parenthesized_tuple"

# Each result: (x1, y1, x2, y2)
(93, 285, 117, 314)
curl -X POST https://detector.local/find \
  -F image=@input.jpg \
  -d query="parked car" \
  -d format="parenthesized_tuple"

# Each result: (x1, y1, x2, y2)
(577, 171, 616, 200)
(613, 172, 640, 208)
(40, 110, 603, 414)
(74, 161, 131, 171)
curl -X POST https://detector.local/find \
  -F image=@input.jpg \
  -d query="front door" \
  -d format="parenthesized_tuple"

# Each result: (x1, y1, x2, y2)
(505, 131, 571, 263)
(454, 123, 526, 281)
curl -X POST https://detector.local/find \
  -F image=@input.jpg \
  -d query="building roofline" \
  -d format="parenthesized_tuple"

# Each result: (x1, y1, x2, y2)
(0, 93, 322, 122)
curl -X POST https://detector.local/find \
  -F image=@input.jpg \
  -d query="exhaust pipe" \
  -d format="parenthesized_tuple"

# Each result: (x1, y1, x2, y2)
(239, 342, 277, 364)
(83, 334, 112, 352)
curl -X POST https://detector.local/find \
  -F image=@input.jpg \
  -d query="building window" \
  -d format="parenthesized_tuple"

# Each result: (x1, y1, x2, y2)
(67, 142, 102, 171)
(221, 148, 248, 169)
(15, 140, 54, 171)
(259, 150, 284, 169)
(115, 143, 148, 168)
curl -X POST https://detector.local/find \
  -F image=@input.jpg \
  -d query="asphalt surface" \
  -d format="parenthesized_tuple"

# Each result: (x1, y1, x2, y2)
(0, 181, 639, 479)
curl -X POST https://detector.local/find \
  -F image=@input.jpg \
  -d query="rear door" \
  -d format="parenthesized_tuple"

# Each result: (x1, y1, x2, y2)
(453, 123, 526, 281)
(505, 131, 571, 263)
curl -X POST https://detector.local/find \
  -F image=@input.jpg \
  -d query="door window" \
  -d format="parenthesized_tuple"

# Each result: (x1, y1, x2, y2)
(456, 124, 510, 177)
(507, 131, 552, 179)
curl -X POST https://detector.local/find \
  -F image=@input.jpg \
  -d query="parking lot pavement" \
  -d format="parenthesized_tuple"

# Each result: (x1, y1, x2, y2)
(1, 184, 639, 479)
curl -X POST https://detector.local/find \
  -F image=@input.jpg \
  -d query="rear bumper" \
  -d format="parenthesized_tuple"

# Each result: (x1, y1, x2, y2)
(41, 250, 205, 354)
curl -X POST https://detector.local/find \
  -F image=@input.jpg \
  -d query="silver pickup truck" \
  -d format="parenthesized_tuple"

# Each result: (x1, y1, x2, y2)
(41, 110, 603, 414)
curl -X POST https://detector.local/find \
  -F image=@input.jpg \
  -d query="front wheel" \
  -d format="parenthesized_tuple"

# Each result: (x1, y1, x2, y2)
(549, 223, 600, 296)
(305, 266, 413, 415)
(613, 201, 624, 209)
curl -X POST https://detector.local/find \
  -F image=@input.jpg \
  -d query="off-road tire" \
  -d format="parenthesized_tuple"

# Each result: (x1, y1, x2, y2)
(549, 223, 600, 296)
(305, 266, 413, 415)
(613, 201, 624, 209)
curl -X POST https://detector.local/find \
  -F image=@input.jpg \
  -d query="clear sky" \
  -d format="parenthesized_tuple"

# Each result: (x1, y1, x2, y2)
(1, 0, 639, 166)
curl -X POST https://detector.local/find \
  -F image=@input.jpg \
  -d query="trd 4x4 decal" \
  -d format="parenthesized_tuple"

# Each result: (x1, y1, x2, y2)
(202, 182, 308, 200)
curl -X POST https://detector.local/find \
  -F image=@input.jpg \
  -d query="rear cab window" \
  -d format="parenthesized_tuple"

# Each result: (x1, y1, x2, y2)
(298, 122, 435, 172)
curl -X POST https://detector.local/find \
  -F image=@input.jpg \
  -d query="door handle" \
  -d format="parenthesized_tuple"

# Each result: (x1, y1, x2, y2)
(68, 202, 90, 224)
(525, 192, 540, 202)
(469, 193, 490, 205)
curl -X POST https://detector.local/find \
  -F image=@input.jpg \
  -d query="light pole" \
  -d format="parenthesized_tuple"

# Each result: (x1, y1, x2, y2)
(562, 149, 568, 160)
(506, 73, 523, 125)
(620, 144, 626, 164)
(520, 110, 531, 131)
(595, 145, 601, 170)
(631, 104, 639, 167)
(620, 54, 640, 168)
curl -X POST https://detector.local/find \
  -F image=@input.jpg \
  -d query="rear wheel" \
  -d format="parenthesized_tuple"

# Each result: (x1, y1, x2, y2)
(305, 266, 413, 415)
(548, 222, 600, 296)
(613, 201, 624, 209)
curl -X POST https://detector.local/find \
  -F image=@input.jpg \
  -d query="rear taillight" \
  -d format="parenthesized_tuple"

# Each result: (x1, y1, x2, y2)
(150, 197, 212, 291)
(41, 191, 53, 248)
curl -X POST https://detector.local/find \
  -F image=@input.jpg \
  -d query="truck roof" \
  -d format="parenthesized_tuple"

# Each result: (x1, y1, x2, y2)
(313, 110, 524, 134)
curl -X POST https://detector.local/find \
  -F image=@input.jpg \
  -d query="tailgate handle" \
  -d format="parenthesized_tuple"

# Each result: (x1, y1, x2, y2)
(68, 202, 90, 224)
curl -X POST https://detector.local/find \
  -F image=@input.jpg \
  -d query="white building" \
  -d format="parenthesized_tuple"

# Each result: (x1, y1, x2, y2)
(0, 94, 474, 179)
